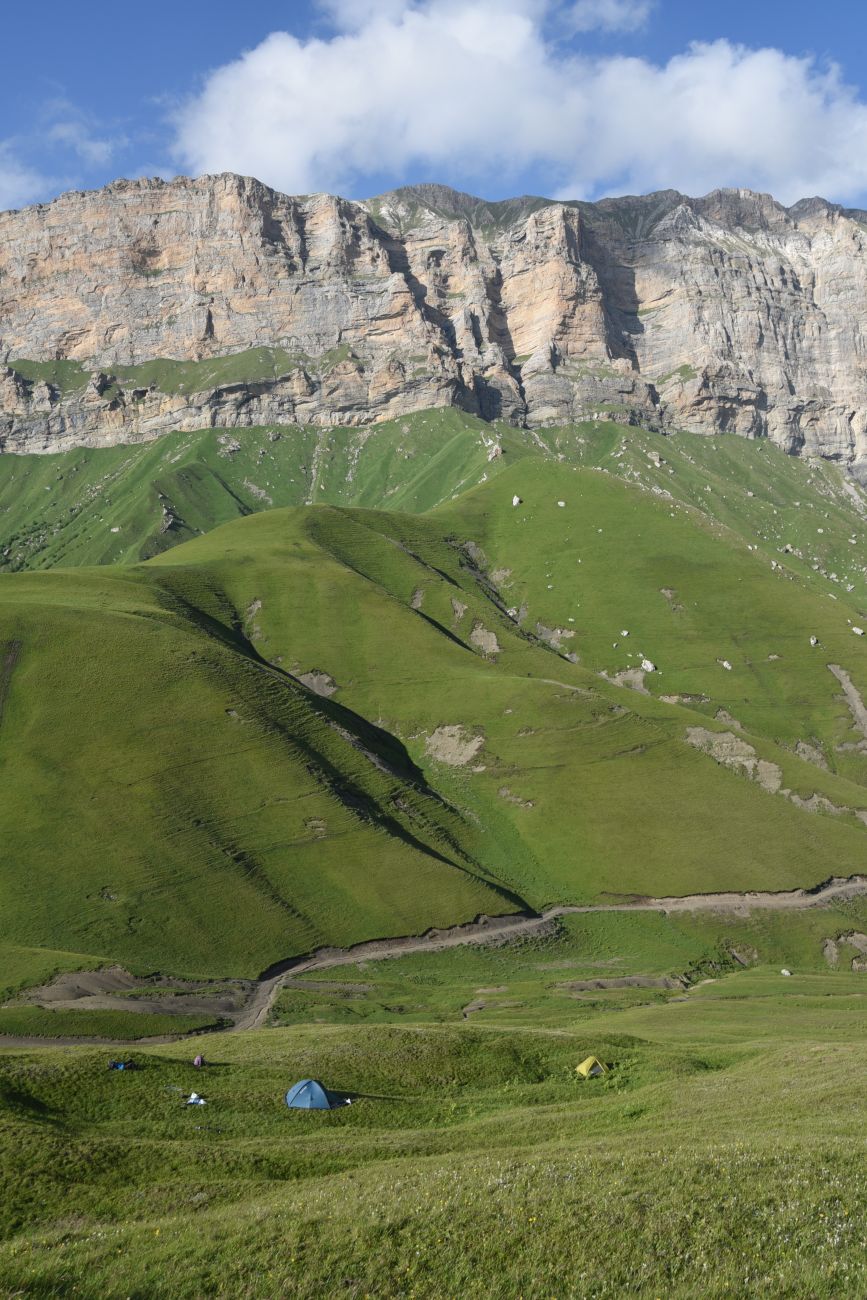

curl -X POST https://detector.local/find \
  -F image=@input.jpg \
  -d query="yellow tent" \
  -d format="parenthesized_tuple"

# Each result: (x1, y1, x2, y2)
(576, 1055, 608, 1079)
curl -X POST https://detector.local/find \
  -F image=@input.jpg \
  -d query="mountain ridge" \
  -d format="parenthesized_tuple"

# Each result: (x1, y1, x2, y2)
(3, 172, 867, 465)
(6, 172, 861, 228)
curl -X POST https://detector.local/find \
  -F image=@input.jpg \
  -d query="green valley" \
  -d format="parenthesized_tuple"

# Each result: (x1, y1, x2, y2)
(2, 411, 867, 1297)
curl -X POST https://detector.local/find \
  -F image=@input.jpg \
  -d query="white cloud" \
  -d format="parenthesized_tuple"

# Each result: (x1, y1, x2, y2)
(46, 121, 117, 168)
(171, 0, 867, 205)
(565, 0, 652, 33)
(42, 100, 124, 169)
(0, 101, 128, 211)
(0, 143, 49, 211)
(317, 0, 421, 28)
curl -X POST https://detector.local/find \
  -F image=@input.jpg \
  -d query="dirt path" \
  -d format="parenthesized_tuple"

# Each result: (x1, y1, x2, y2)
(164, 873, 867, 1034)
(224, 873, 867, 1032)
(4, 875, 866, 1050)
(562, 874, 867, 916)
(828, 664, 867, 742)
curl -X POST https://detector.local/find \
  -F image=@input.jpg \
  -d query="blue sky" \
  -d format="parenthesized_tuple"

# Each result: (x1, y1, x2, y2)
(2, 0, 866, 208)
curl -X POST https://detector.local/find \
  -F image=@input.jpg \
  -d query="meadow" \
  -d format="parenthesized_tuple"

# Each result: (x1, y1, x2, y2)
(0, 947, 865, 1298)
(1, 411, 866, 1294)
(4, 414, 867, 980)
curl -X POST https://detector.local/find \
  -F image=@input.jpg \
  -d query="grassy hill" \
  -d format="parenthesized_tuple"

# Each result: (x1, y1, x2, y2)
(3, 436, 867, 981)
(0, 551, 517, 979)
(0, 410, 528, 570)
(1, 969, 866, 1297)
(4, 410, 867, 1295)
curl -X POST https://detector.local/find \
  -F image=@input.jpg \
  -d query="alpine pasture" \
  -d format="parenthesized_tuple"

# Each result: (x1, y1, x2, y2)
(1, 413, 866, 1297)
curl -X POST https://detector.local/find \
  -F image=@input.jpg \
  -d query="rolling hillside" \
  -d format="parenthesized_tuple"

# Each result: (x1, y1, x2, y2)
(0, 410, 523, 570)
(3, 411, 867, 1297)
(3, 418, 867, 984)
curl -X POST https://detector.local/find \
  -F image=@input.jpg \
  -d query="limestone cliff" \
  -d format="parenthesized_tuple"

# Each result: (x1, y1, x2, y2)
(2, 173, 867, 465)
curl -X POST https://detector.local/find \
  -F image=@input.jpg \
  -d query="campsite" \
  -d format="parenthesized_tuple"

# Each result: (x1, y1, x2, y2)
(1, 947, 866, 1297)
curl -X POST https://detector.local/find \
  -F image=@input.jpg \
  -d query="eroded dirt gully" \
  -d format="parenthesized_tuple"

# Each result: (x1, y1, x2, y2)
(3, 875, 866, 1049)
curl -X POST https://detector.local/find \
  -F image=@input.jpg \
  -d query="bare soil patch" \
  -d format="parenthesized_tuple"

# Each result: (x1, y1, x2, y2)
(829, 663, 867, 746)
(297, 669, 338, 697)
(823, 930, 867, 971)
(10, 967, 249, 1019)
(498, 786, 534, 809)
(603, 667, 649, 694)
(425, 725, 484, 766)
(469, 622, 500, 658)
(795, 740, 830, 770)
(685, 727, 783, 793)
(559, 976, 686, 993)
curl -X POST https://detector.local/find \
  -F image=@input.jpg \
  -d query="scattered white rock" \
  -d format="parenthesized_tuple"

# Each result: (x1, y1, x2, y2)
(810, 636, 819, 647)
(781, 969, 792, 977)
(854, 627, 865, 637)
(557, 500, 566, 508)
(621, 630, 630, 638)
(719, 659, 733, 671)
(641, 658, 656, 673)
(110, 527, 120, 534)
(512, 495, 521, 507)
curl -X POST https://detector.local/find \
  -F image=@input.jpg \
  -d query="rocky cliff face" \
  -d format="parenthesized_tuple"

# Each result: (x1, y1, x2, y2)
(3, 173, 867, 464)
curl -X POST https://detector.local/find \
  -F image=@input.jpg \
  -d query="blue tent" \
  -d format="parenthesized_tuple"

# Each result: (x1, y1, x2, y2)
(285, 1078, 336, 1110)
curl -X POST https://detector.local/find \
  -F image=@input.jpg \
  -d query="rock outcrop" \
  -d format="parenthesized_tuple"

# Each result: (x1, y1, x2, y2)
(3, 173, 867, 463)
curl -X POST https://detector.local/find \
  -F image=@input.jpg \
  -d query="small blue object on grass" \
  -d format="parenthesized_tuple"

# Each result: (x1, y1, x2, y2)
(285, 1079, 347, 1110)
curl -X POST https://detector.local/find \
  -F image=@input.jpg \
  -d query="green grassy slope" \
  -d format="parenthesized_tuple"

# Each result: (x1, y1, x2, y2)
(148, 486, 867, 902)
(3, 412, 867, 1294)
(432, 448, 867, 777)
(4, 480, 867, 981)
(0, 558, 516, 978)
(1, 971, 866, 1298)
(3, 413, 867, 978)
(5, 410, 866, 595)
(0, 410, 530, 570)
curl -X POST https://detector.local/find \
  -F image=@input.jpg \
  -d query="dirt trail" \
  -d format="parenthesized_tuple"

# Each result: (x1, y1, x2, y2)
(231, 874, 867, 1031)
(4, 875, 866, 1049)
(828, 664, 867, 743)
(560, 976, 685, 993)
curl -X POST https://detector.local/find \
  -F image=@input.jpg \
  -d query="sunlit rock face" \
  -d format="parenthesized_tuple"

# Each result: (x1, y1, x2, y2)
(2, 174, 867, 464)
